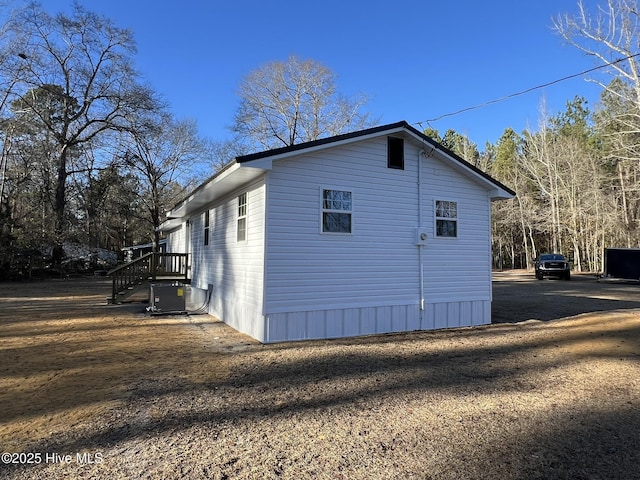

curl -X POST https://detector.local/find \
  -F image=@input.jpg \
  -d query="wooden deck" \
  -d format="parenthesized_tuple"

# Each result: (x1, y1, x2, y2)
(108, 252, 189, 303)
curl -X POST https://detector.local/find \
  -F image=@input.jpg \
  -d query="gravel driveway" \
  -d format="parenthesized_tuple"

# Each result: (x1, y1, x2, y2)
(492, 271, 640, 323)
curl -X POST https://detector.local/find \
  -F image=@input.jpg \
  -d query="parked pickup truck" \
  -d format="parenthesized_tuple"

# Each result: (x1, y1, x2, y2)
(534, 253, 571, 280)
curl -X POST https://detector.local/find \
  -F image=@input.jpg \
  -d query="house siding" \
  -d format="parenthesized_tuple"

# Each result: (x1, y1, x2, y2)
(189, 178, 266, 341)
(262, 136, 493, 342)
(422, 157, 493, 303)
(265, 299, 488, 342)
(166, 222, 187, 253)
(160, 122, 511, 343)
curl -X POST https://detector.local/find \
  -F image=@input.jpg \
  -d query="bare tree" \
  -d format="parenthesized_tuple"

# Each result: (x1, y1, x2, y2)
(554, 0, 640, 94)
(489, 128, 539, 269)
(555, 0, 640, 249)
(0, 6, 32, 266)
(206, 138, 247, 173)
(233, 55, 374, 150)
(6, 2, 154, 264)
(123, 114, 205, 251)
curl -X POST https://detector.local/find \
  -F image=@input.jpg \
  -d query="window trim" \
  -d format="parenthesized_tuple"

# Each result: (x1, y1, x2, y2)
(237, 192, 247, 242)
(435, 199, 458, 238)
(387, 136, 404, 170)
(320, 187, 353, 235)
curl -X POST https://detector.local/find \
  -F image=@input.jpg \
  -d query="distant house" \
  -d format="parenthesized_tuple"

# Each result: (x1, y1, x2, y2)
(122, 239, 167, 262)
(160, 121, 515, 343)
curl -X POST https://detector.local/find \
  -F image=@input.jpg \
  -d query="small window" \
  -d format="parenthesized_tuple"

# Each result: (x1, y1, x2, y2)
(237, 193, 247, 242)
(436, 200, 457, 237)
(204, 210, 210, 245)
(322, 189, 352, 233)
(387, 137, 404, 169)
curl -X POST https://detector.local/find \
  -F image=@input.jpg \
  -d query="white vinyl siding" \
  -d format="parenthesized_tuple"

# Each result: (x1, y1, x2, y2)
(265, 300, 489, 342)
(166, 223, 186, 253)
(261, 136, 493, 341)
(264, 137, 420, 314)
(190, 179, 266, 340)
(422, 158, 492, 303)
(159, 122, 509, 343)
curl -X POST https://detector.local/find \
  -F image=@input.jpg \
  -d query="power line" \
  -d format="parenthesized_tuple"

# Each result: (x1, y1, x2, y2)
(413, 52, 640, 130)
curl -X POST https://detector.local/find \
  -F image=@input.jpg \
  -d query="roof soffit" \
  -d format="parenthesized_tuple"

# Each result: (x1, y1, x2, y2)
(168, 163, 265, 219)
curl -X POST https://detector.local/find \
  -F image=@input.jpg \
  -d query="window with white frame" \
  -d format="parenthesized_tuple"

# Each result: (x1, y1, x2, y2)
(237, 193, 247, 242)
(435, 200, 457, 237)
(204, 210, 210, 245)
(322, 189, 352, 233)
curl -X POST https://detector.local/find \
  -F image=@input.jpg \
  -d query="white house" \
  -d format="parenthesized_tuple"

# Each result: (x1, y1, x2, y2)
(160, 121, 515, 343)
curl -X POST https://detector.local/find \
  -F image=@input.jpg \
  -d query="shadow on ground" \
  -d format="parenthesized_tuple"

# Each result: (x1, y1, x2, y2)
(492, 271, 640, 323)
(2, 274, 640, 479)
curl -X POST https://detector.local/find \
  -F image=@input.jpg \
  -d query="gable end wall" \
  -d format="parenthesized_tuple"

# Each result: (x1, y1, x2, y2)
(262, 136, 493, 342)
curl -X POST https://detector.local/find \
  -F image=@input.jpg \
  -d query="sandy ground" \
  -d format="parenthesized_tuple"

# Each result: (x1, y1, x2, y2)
(492, 270, 640, 323)
(1, 272, 639, 479)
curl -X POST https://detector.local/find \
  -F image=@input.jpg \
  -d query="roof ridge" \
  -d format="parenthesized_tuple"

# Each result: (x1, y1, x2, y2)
(236, 121, 409, 163)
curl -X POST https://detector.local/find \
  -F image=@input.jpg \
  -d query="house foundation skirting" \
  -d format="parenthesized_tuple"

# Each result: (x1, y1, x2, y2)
(260, 300, 490, 343)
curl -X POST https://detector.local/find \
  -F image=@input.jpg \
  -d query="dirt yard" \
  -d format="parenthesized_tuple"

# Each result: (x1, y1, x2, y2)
(1, 272, 639, 479)
(492, 270, 640, 323)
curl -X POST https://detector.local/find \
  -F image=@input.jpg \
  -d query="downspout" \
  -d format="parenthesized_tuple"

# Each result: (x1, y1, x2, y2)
(418, 149, 427, 320)
(417, 147, 435, 323)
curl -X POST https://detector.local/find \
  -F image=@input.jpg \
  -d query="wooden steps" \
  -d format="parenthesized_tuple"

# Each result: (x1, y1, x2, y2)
(108, 252, 189, 304)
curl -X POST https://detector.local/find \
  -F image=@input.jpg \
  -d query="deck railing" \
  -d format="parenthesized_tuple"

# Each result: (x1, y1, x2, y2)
(108, 252, 189, 303)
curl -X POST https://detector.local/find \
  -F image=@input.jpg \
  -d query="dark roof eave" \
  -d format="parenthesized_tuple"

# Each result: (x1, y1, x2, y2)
(165, 121, 515, 223)
(236, 121, 409, 163)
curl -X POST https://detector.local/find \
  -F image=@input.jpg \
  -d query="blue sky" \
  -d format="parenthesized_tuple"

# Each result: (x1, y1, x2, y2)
(34, 1, 606, 150)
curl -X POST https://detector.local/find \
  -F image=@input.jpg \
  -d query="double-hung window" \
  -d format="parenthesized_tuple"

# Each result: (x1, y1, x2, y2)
(237, 193, 247, 242)
(435, 200, 457, 237)
(322, 189, 352, 234)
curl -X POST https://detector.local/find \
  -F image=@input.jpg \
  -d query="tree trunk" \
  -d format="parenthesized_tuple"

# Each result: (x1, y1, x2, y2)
(52, 145, 68, 266)
(618, 162, 631, 246)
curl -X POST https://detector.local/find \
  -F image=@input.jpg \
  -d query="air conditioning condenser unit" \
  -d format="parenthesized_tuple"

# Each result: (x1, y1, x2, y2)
(149, 282, 186, 313)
